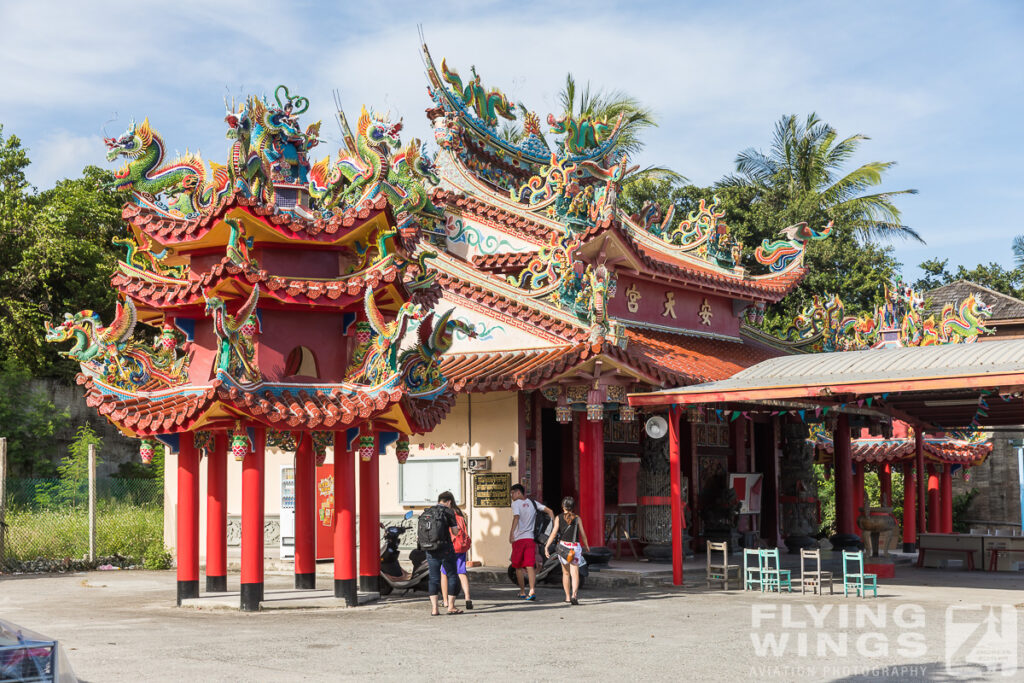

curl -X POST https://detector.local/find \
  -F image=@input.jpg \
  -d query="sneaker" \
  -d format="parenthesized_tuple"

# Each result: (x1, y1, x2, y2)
(465, 600, 473, 610)
(525, 594, 537, 601)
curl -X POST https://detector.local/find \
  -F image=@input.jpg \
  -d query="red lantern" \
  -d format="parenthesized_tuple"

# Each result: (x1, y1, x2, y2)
(359, 435, 375, 462)
(396, 440, 410, 464)
(139, 438, 156, 464)
(231, 432, 250, 461)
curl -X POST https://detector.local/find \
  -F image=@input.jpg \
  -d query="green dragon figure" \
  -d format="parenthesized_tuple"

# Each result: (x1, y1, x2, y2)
(224, 218, 258, 271)
(112, 232, 187, 279)
(225, 87, 321, 206)
(440, 59, 516, 128)
(547, 112, 615, 155)
(309, 106, 402, 211)
(939, 294, 993, 343)
(44, 298, 189, 390)
(385, 138, 444, 217)
(105, 118, 231, 218)
(205, 285, 262, 383)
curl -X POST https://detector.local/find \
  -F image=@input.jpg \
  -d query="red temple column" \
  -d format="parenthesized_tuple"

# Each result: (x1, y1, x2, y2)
(853, 462, 866, 526)
(902, 461, 917, 552)
(205, 432, 228, 592)
(833, 414, 856, 538)
(915, 430, 926, 535)
(880, 463, 892, 507)
(668, 407, 683, 586)
(927, 465, 940, 533)
(176, 436, 200, 605)
(294, 432, 316, 589)
(241, 427, 265, 612)
(578, 416, 605, 550)
(358, 430, 380, 593)
(334, 431, 357, 605)
(940, 464, 953, 534)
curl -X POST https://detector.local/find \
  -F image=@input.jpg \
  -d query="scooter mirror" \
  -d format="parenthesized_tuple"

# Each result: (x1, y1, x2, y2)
(404, 511, 414, 520)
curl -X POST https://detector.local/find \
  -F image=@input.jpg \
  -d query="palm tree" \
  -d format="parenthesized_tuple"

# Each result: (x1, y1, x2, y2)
(555, 74, 684, 183)
(1013, 235, 1024, 267)
(719, 113, 922, 243)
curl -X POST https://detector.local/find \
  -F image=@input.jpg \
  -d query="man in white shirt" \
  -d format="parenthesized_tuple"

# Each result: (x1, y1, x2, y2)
(508, 483, 553, 600)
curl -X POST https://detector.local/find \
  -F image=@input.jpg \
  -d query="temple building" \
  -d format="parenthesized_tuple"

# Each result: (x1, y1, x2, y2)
(47, 46, 1015, 609)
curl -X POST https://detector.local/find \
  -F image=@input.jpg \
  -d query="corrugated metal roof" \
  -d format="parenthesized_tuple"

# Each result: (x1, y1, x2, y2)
(643, 337, 1024, 396)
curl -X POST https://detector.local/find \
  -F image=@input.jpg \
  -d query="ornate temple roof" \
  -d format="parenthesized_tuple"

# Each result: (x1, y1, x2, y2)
(814, 434, 992, 467)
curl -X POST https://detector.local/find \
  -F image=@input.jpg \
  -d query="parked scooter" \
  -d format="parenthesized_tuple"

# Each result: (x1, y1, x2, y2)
(506, 539, 588, 588)
(379, 511, 430, 595)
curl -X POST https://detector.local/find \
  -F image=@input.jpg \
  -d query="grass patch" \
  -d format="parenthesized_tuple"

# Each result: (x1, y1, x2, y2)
(5, 504, 164, 564)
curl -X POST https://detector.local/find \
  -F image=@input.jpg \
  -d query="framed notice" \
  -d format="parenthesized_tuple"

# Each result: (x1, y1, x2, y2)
(399, 457, 462, 506)
(473, 472, 512, 508)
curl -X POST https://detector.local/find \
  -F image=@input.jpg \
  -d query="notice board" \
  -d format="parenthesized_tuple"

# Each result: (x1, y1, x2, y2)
(473, 472, 511, 508)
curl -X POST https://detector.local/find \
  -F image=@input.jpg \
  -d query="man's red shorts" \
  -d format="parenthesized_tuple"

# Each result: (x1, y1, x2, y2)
(510, 538, 536, 568)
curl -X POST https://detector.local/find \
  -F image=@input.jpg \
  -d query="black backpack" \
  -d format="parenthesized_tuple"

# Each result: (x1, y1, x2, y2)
(417, 505, 448, 551)
(531, 499, 552, 545)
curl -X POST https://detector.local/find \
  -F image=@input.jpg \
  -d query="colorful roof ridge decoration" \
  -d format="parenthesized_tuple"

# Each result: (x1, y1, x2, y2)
(813, 432, 992, 467)
(766, 277, 995, 353)
(49, 86, 463, 441)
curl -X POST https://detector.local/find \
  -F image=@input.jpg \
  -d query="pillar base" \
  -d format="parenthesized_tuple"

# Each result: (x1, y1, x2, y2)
(902, 542, 917, 554)
(335, 578, 357, 606)
(359, 575, 378, 593)
(205, 575, 227, 592)
(829, 533, 864, 552)
(240, 582, 263, 612)
(295, 573, 316, 590)
(176, 580, 199, 606)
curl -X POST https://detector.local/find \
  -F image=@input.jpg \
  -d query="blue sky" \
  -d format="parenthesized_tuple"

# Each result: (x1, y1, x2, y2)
(2, 1, 1021, 281)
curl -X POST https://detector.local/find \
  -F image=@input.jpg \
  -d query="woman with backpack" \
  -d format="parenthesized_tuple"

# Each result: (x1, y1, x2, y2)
(544, 496, 590, 605)
(441, 504, 473, 610)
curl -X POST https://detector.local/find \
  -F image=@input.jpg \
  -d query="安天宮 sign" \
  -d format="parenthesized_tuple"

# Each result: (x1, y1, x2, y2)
(473, 472, 512, 507)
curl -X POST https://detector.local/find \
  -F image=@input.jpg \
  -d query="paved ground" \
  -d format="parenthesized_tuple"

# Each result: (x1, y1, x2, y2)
(1, 567, 1022, 682)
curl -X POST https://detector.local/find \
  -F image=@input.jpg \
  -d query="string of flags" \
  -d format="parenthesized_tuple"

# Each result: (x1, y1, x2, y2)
(708, 393, 891, 423)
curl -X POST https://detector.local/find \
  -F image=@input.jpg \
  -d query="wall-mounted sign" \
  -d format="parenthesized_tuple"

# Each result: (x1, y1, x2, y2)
(473, 472, 512, 508)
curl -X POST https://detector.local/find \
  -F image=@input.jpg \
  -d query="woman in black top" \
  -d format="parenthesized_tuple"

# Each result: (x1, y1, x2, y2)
(544, 496, 590, 605)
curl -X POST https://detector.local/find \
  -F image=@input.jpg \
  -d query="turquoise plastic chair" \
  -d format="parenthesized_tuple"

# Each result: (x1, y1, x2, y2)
(743, 548, 762, 591)
(842, 550, 878, 598)
(759, 548, 792, 593)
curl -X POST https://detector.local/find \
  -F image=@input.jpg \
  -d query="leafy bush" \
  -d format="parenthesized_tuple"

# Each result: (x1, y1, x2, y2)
(143, 544, 173, 570)
(952, 488, 979, 533)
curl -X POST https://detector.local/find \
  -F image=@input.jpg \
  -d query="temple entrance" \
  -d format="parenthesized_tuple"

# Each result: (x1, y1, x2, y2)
(540, 407, 572, 508)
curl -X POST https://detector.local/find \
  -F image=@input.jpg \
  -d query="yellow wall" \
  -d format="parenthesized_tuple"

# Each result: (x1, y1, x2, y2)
(162, 391, 522, 566)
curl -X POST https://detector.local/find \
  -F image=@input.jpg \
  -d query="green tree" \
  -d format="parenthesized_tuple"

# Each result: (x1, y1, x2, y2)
(56, 424, 103, 507)
(0, 127, 124, 377)
(720, 113, 921, 244)
(0, 358, 68, 477)
(912, 256, 1024, 299)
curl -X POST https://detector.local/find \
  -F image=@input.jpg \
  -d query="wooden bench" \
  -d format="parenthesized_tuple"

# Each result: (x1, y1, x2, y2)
(917, 547, 976, 571)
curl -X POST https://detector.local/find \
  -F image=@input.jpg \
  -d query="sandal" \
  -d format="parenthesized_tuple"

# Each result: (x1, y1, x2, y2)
(570, 596, 579, 605)
(447, 608, 464, 615)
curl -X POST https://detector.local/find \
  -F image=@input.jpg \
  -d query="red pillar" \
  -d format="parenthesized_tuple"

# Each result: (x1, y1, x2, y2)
(578, 417, 605, 550)
(240, 427, 265, 612)
(902, 461, 917, 552)
(294, 433, 316, 589)
(358, 430, 380, 593)
(833, 414, 856, 537)
(927, 465, 940, 533)
(668, 407, 683, 586)
(176, 436, 200, 605)
(915, 430, 926, 534)
(853, 461, 866, 526)
(205, 432, 228, 592)
(334, 432, 357, 605)
(880, 463, 892, 507)
(940, 464, 953, 534)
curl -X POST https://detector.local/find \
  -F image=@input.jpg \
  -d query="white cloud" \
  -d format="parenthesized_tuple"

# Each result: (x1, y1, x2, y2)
(25, 129, 104, 189)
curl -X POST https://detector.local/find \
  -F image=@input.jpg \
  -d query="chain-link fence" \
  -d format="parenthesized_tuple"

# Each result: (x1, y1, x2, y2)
(2, 478, 164, 571)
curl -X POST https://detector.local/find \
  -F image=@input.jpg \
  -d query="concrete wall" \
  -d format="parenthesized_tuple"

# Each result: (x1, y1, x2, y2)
(29, 379, 136, 476)
(953, 431, 1023, 528)
(162, 391, 522, 566)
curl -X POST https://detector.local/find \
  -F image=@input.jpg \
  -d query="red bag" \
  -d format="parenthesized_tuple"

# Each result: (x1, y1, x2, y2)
(451, 513, 471, 553)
